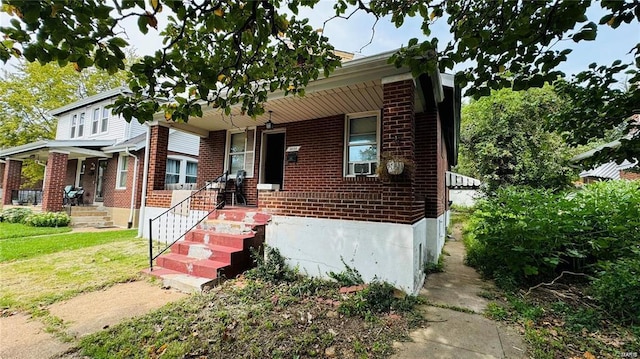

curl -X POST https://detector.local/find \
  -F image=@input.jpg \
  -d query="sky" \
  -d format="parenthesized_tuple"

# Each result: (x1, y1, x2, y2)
(1, 2, 639, 81)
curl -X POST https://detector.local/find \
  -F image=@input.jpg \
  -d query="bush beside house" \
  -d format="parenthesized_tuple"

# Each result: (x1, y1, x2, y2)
(0, 207, 70, 227)
(465, 180, 640, 323)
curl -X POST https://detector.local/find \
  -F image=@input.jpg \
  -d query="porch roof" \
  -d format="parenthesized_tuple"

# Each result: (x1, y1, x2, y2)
(154, 49, 434, 136)
(0, 139, 114, 161)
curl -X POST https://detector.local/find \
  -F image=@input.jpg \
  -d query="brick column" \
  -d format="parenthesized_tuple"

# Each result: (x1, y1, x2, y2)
(2, 159, 23, 205)
(197, 130, 226, 187)
(147, 125, 169, 191)
(42, 151, 68, 212)
(381, 76, 417, 223)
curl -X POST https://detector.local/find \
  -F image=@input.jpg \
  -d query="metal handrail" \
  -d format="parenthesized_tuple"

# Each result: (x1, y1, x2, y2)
(148, 171, 229, 271)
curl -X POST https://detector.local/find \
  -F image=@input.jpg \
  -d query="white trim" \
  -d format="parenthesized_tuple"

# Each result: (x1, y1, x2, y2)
(115, 155, 129, 189)
(76, 158, 86, 186)
(259, 128, 286, 187)
(224, 127, 256, 178)
(49, 149, 71, 155)
(343, 110, 381, 177)
(381, 72, 414, 85)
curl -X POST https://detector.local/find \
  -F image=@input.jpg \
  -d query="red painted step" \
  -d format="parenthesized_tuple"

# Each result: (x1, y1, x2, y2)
(171, 241, 242, 263)
(208, 208, 271, 225)
(156, 253, 228, 279)
(184, 229, 253, 249)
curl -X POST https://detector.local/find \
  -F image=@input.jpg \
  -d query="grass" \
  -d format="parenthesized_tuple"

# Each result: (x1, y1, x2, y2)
(0, 229, 137, 262)
(0, 222, 71, 239)
(0, 230, 146, 311)
(76, 277, 418, 359)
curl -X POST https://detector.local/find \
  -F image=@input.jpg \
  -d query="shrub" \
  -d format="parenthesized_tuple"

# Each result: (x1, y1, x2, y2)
(338, 281, 420, 319)
(328, 258, 364, 286)
(591, 256, 640, 324)
(0, 207, 33, 223)
(465, 181, 640, 287)
(245, 246, 297, 283)
(24, 212, 70, 227)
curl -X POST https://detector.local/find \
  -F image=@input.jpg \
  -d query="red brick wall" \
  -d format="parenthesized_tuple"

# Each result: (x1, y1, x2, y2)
(2, 159, 23, 205)
(103, 150, 145, 209)
(78, 158, 97, 204)
(65, 159, 78, 187)
(0, 162, 5, 191)
(42, 152, 68, 211)
(197, 130, 226, 188)
(620, 170, 640, 180)
(148, 125, 169, 191)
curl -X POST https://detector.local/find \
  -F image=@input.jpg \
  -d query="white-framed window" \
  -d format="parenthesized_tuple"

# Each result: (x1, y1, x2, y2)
(70, 114, 77, 138)
(186, 161, 198, 183)
(116, 155, 129, 189)
(77, 112, 85, 137)
(165, 159, 181, 184)
(226, 129, 255, 178)
(101, 107, 109, 132)
(344, 111, 380, 176)
(91, 108, 100, 134)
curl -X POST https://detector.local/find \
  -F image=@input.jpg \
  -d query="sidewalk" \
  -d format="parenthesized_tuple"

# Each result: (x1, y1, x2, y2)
(0, 281, 186, 359)
(392, 226, 528, 359)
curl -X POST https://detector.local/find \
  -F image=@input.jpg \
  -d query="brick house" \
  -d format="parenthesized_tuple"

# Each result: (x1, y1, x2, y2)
(0, 87, 200, 228)
(141, 50, 461, 294)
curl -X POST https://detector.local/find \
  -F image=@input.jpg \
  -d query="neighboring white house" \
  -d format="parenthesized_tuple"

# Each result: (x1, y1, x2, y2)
(446, 171, 482, 207)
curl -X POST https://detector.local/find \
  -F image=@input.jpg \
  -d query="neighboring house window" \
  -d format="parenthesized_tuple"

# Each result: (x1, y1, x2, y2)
(227, 129, 255, 177)
(165, 159, 180, 184)
(70, 114, 77, 138)
(116, 156, 128, 189)
(91, 108, 100, 134)
(101, 108, 109, 132)
(77, 112, 85, 137)
(345, 112, 380, 176)
(186, 161, 198, 183)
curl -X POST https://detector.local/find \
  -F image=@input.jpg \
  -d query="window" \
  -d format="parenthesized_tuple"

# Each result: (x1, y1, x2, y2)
(227, 129, 255, 177)
(116, 156, 128, 189)
(165, 159, 180, 184)
(91, 108, 100, 134)
(70, 114, 77, 138)
(345, 112, 380, 176)
(101, 107, 109, 132)
(77, 112, 85, 137)
(186, 161, 198, 183)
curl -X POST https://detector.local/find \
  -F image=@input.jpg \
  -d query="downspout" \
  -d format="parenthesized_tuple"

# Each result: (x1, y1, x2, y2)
(125, 147, 139, 229)
(137, 124, 152, 238)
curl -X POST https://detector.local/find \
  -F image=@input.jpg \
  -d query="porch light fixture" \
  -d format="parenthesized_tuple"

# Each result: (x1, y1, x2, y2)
(265, 111, 274, 130)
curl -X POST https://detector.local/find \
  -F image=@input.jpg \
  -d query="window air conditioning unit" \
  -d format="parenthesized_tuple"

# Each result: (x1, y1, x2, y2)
(353, 162, 377, 175)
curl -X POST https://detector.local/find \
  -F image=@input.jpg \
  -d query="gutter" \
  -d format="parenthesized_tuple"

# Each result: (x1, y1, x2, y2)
(137, 124, 152, 238)
(125, 147, 139, 229)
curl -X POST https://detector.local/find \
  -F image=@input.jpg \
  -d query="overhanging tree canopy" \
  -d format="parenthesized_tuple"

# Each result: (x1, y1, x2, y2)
(1, 0, 638, 163)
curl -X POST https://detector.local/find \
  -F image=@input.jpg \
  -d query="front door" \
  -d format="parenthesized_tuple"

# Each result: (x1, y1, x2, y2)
(94, 160, 108, 202)
(262, 132, 285, 189)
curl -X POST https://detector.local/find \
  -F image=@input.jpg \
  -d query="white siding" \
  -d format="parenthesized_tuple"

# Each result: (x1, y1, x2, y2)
(55, 115, 71, 140)
(127, 120, 147, 139)
(168, 130, 200, 156)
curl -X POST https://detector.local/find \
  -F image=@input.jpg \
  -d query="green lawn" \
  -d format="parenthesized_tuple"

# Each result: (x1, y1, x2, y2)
(0, 229, 148, 311)
(0, 222, 71, 239)
(0, 229, 137, 262)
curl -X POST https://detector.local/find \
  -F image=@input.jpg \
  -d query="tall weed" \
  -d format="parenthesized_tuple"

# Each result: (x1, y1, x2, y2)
(466, 181, 640, 286)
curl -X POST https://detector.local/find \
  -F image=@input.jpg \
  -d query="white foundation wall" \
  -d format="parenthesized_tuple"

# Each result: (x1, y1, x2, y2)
(267, 216, 438, 294)
(424, 213, 447, 264)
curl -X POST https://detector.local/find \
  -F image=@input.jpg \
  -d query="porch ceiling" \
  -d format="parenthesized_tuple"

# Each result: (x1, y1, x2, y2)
(173, 80, 386, 133)
(159, 57, 425, 137)
(0, 140, 113, 162)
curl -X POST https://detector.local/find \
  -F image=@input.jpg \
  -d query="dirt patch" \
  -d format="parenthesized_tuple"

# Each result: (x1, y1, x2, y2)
(0, 313, 71, 359)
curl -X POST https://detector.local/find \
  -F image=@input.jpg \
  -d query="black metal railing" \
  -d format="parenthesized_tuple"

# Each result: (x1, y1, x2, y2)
(10, 189, 43, 205)
(148, 171, 229, 271)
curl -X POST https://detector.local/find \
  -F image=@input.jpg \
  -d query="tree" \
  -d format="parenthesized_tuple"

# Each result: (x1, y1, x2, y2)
(457, 86, 575, 192)
(0, 61, 128, 186)
(0, 1, 638, 162)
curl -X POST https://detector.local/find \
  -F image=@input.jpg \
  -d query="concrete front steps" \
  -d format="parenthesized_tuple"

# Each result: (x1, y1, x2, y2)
(145, 207, 271, 292)
(69, 206, 114, 228)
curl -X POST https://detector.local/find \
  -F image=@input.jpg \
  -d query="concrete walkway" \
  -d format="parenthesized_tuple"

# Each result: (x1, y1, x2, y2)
(392, 227, 528, 359)
(0, 281, 186, 359)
